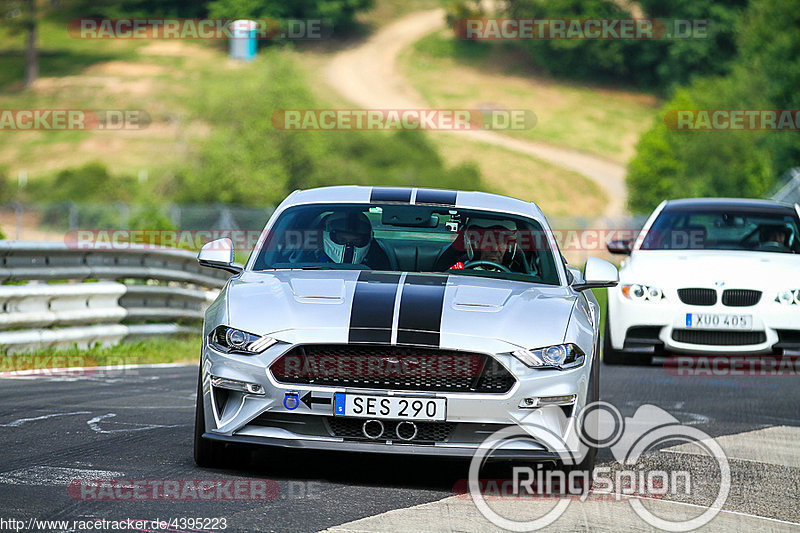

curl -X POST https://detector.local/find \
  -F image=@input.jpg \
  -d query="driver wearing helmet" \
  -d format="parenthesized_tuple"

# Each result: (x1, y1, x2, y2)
(449, 218, 518, 272)
(322, 211, 373, 264)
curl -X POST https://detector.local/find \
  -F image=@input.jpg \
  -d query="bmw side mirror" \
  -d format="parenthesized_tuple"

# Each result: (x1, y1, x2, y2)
(198, 238, 243, 274)
(607, 238, 632, 255)
(572, 257, 618, 291)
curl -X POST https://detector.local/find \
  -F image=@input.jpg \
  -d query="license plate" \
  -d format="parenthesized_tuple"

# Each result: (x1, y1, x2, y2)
(685, 313, 752, 330)
(333, 393, 446, 421)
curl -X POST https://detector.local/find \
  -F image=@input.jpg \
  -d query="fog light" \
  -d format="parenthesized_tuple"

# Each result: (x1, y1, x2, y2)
(211, 376, 265, 395)
(538, 394, 577, 406)
(519, 397, 539, 409)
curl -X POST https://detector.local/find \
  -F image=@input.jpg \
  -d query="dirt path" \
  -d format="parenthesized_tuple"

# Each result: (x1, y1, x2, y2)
(325, 9, 628, 216)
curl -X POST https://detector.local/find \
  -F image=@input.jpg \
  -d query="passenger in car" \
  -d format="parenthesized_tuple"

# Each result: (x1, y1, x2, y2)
(288, 211, 391, 269)
(434, 218, 525, 273)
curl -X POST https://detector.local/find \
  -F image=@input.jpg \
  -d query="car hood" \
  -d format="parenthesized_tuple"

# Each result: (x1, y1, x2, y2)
(225, 270, 576, 352)
(623, 250, 799, 289)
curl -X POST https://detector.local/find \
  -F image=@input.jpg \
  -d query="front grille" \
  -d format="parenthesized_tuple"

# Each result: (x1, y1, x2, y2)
(270, 344, 516, 394)
(671, 329, 766, 346)
(722, 289, 762, 307)
(327, 417, 456, 443)
(677, 288, 716, 306)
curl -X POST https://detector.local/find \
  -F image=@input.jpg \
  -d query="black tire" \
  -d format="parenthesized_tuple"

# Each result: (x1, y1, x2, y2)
(602, 305, 649, 365)
(193, 369, 225, 468)
(564, 348, 599, 488)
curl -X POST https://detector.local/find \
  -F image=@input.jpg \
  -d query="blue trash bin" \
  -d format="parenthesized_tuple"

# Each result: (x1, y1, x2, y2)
(229, 20, 257, 61)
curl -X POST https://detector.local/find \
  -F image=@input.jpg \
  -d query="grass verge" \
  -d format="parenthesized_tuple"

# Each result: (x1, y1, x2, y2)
(431, 132, 607, 216)
(401, 31, 661, 164)
(0, 336, 200, 370)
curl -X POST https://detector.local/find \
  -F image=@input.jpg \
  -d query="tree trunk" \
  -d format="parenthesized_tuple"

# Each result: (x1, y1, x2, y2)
(23, 0, 38, 89)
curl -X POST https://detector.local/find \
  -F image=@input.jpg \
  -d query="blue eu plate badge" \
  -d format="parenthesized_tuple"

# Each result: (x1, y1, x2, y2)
(334, 394, 346, 415)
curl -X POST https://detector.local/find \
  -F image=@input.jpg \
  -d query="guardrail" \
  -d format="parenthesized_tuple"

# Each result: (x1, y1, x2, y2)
(0, 242, 230, 352)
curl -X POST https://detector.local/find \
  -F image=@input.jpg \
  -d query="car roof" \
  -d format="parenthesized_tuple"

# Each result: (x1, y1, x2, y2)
(663, 197, 797, 214)
(283, 185, 546, 220)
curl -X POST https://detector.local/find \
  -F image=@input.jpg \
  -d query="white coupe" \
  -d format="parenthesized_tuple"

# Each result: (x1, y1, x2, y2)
(604, 198, 800, 364)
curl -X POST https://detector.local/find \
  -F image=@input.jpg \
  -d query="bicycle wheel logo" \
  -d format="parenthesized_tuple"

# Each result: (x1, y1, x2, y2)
(468, 402, 730, 531)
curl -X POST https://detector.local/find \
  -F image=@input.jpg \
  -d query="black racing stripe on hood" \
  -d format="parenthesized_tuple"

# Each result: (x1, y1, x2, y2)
(397, 274, 448, 346)
(370, 187, 412, 203)
(415, 189, 457, 206)
(349, 271, 401, 343)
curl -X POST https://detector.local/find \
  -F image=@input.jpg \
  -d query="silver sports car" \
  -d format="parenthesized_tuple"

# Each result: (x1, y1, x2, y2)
(193, 186, 618, 469)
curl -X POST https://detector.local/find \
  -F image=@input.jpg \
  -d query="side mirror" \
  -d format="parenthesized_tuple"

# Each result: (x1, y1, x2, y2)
(572, 257, 618, 291)
(607, 239, 632, 255)
(197, 238, 243, 274)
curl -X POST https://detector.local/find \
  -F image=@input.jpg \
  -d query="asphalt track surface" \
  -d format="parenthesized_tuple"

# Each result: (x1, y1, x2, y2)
(0, 360, 798, 532)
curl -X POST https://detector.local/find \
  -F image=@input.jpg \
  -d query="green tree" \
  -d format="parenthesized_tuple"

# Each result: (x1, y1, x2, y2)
(626, 0, 800, 213)
(207, 0, 373, 32)
(2, 0, 39, 88)
(503, 0, 745, 91)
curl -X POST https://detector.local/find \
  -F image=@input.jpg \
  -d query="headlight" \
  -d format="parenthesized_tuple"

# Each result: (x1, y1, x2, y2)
(209, 326, 277, 354)
(512, 343, 585, 370)
(776, 289, 800, 305)
(622, 284, 663, 301)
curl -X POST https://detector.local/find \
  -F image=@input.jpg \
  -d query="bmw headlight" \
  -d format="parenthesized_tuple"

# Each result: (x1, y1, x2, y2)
(622, 284, 663, 301)
(209, 326, 277, 355)
(511, 343, 585, 370)
(776, 289, 800, 305)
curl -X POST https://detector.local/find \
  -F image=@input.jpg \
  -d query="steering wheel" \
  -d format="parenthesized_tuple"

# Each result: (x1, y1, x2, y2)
(758, 241, 789, 252)
(462, 260, 512, 273)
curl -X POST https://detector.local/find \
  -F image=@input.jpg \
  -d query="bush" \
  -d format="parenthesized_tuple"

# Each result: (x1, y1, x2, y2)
(207, 0, 373, 33)
(626, 77, 773, 212)
(173, 49, 484, 206)
(25, 162, 139, 204)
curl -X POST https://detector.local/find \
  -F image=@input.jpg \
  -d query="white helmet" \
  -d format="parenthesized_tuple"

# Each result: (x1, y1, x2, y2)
(463, 217, 518, 261)
(323, 211, 372, 264)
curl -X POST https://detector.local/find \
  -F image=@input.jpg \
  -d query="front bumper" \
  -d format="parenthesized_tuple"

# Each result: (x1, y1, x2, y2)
(609, 288, 800, 355)
(199, 341, 592, 459)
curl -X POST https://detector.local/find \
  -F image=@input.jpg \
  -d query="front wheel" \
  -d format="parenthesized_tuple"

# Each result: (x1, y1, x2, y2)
(562, 352, 599, 489)
(193, 369, 225, 468)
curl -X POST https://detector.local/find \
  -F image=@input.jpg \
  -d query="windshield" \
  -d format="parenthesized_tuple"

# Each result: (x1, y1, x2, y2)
(251, 203, 561, 285)
(641, 208, 800, 253)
